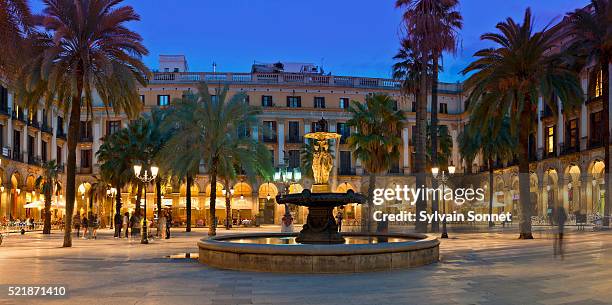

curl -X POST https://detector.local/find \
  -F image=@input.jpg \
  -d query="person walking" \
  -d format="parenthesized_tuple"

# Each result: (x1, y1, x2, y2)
(114, 212, 122, 238)
(166, 210, 172, 239)
(159, 210, 167, 239)
(123, 212, 130, 238)
(74, 214, 81, 237)
(83, 213, 90, 238)
(92, 214, 99, 239)
(553, 206, 568, 259)
(335, 210, 344, 232)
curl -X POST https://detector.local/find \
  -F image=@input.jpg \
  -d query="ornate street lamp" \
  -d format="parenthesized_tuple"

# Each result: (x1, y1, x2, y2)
(107, 187, 117, 229)
(273, 151, 301, 228)
(432, 165, 455, 239)
(133, 163, 158, 244)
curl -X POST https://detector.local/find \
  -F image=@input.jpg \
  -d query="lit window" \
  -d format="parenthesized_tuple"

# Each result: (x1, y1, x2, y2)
(547, 126, 555, 154)
(157, 95, 169, 106)
(595, 69, 603, 98)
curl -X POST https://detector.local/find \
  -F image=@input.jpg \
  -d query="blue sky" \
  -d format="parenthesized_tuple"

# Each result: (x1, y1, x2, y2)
(30, 0, 589, 83)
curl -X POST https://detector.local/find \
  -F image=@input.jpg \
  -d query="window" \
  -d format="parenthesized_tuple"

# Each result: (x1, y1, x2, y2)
(311, 120, 328, 133)
(79, 121, 92, 140)
(595, 69, 603, 98)
(140, 95, 145, 105)
(173, 68, 179, 72)
(57, 116, 64, 134)
(546, 125, 556, 155)
(411, 102, 416, 112)
(57, 146, 62, 165)
(391, 100, 398, 111)
(337, 123, 350, 144)
(237, 123, 250, 138)
(164, 68, 169, 72)
(0, 85, 8, 111)
(81, 149, 92, 168)
(42, 141, 47, 162)
(28, 135, 35, 159)
(339, 98, 349, 109)
(157, 95, 170, 106)
(242, 95, 250, 105)
(590, 111, 603, 146)
(262, 121, 277, 142)
(339, 151, 352, 175)
(314, 97, 325, 108)
(0, 125, 3, 147)
(269, 149, 275, 165)
(566, 119, 579, 149)
(107, 120, 121, 135)
(288, 150, 300, 169)
(211, 95, 218, 103)
(262, 95, 273, 107)
(288, 121, 300, 142)
(286, 96, 301, 108)
(13, 130, 20, 154)
(439, 103, 448, 114)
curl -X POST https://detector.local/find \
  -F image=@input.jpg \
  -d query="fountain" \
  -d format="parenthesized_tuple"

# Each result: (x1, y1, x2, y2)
(198, 119, 439, 273)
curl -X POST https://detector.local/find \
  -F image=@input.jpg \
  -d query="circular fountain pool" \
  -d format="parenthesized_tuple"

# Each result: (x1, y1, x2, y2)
(198, 232, 439, 273)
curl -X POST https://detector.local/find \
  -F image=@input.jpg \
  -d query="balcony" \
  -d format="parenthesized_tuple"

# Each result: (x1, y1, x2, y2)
(588, 138, 603, 149)
(262, 136, 277, 143)
(41, 120, 53, 134)
(12, 150, 23, 162)
(12, 111, 26, 122)
(27, 119, 40, 129)
(0, 105, 9, 117)
(561, 143, 579, 155)
(286, 135, 303, 144)
(27, 155, 41, 166)
(57, 130, 67, 140)
(338, 167, 356, 175)
(77, 167, 92, 174)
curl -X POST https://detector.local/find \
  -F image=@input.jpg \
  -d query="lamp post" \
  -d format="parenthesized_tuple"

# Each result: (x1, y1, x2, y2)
(107, 187, 117, 229)
(432, 165, 455, 239)
(273, 151, 301, 229)
(133, 163, 159, 244)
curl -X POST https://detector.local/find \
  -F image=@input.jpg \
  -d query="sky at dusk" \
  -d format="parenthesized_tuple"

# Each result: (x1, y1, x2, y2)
(31, 0, 590, 83)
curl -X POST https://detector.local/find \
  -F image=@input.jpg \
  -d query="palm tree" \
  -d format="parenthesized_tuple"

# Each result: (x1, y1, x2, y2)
(98, 131, 129, 236)
(396, 0, 462, 233)
(462, 9, 583, 239)
(569, 0, 612, 225)
(426, 123, 453, 169)
(0, 0, 33, 80)
(19, 0, 149, 247)
(218, 137, 273, 230)
(458, 124, 480, 175)
(460, 117, 515, 227)
(34, 160, 61, 234)
(347, 93, 405, 232)
(162, 82, 264, 236)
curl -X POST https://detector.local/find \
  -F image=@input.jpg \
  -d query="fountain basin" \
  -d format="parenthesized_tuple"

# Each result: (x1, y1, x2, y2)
(198, 232, 439, 273)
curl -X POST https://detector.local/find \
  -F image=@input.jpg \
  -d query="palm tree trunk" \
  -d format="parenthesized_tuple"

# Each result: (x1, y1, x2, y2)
(63, 89, 82, 247)
(155, 178, 162, 221)
(115, 184, 122, 215)
(414, 56, 428, 233)
(518, 105, 534, 239)
(430, 55, 440, 233)
(366, 173, 376, 233)
(602, 61, 610, 227)
(186, 175, 192, 232)
(225, 178, 231, 230)
(488, 158, 494, 228)
(208, 159, 218, 236)
(43, 189, 52, 234)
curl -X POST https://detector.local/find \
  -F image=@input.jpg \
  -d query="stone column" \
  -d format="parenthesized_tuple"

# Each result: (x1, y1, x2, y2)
(277, 120, 284, 163)
(557, 98, 564, 155)
(537, 97, 543, 159)
(580, 74, 588, 151)
(51, 108, 57, 160)
(6, 93, 13, 149)
(92, 119, 101, 166)
(402, 127, 409, 173)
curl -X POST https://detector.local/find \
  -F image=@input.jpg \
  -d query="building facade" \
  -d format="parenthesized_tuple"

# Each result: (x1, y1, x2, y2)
(0, 51, 609, 227)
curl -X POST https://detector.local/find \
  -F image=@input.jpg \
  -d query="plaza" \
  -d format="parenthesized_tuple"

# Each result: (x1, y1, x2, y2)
(1, 227, 611, 304)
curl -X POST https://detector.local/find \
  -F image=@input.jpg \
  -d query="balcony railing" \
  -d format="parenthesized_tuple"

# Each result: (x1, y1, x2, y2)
(12, 111, 26, 122)
(262, 136, 277, 143)
(77, 167, 92, 174)
(41, 122, 53, 134)
(57, 130, 67, 139)
(27, 155, 41, 166)
(146, 72, 444, 91)
(27, 119, 40, 129)
(0, 105, 9, 116)
(338, 168, 356, 175)
(286, 136, 303, 144)
(561, 143, 579, 155)
(79, 135, 93, 142)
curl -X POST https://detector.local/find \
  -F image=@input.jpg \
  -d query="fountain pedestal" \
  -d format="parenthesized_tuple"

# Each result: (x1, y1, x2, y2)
(277, 189, 366, 244)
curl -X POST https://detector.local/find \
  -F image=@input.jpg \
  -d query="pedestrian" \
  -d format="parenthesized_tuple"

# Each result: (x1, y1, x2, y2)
(553, 206, 567, 259)
(92, 214, 99, 239)
(159, 210, 167, 239)
(123, 212, 129, 238)
(82, 213, 89, 239)
(166, 210, 172, 239)
(74, 214, 81, 237)
(335, 210, 343, 232)
(114, 212, 122, 238)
